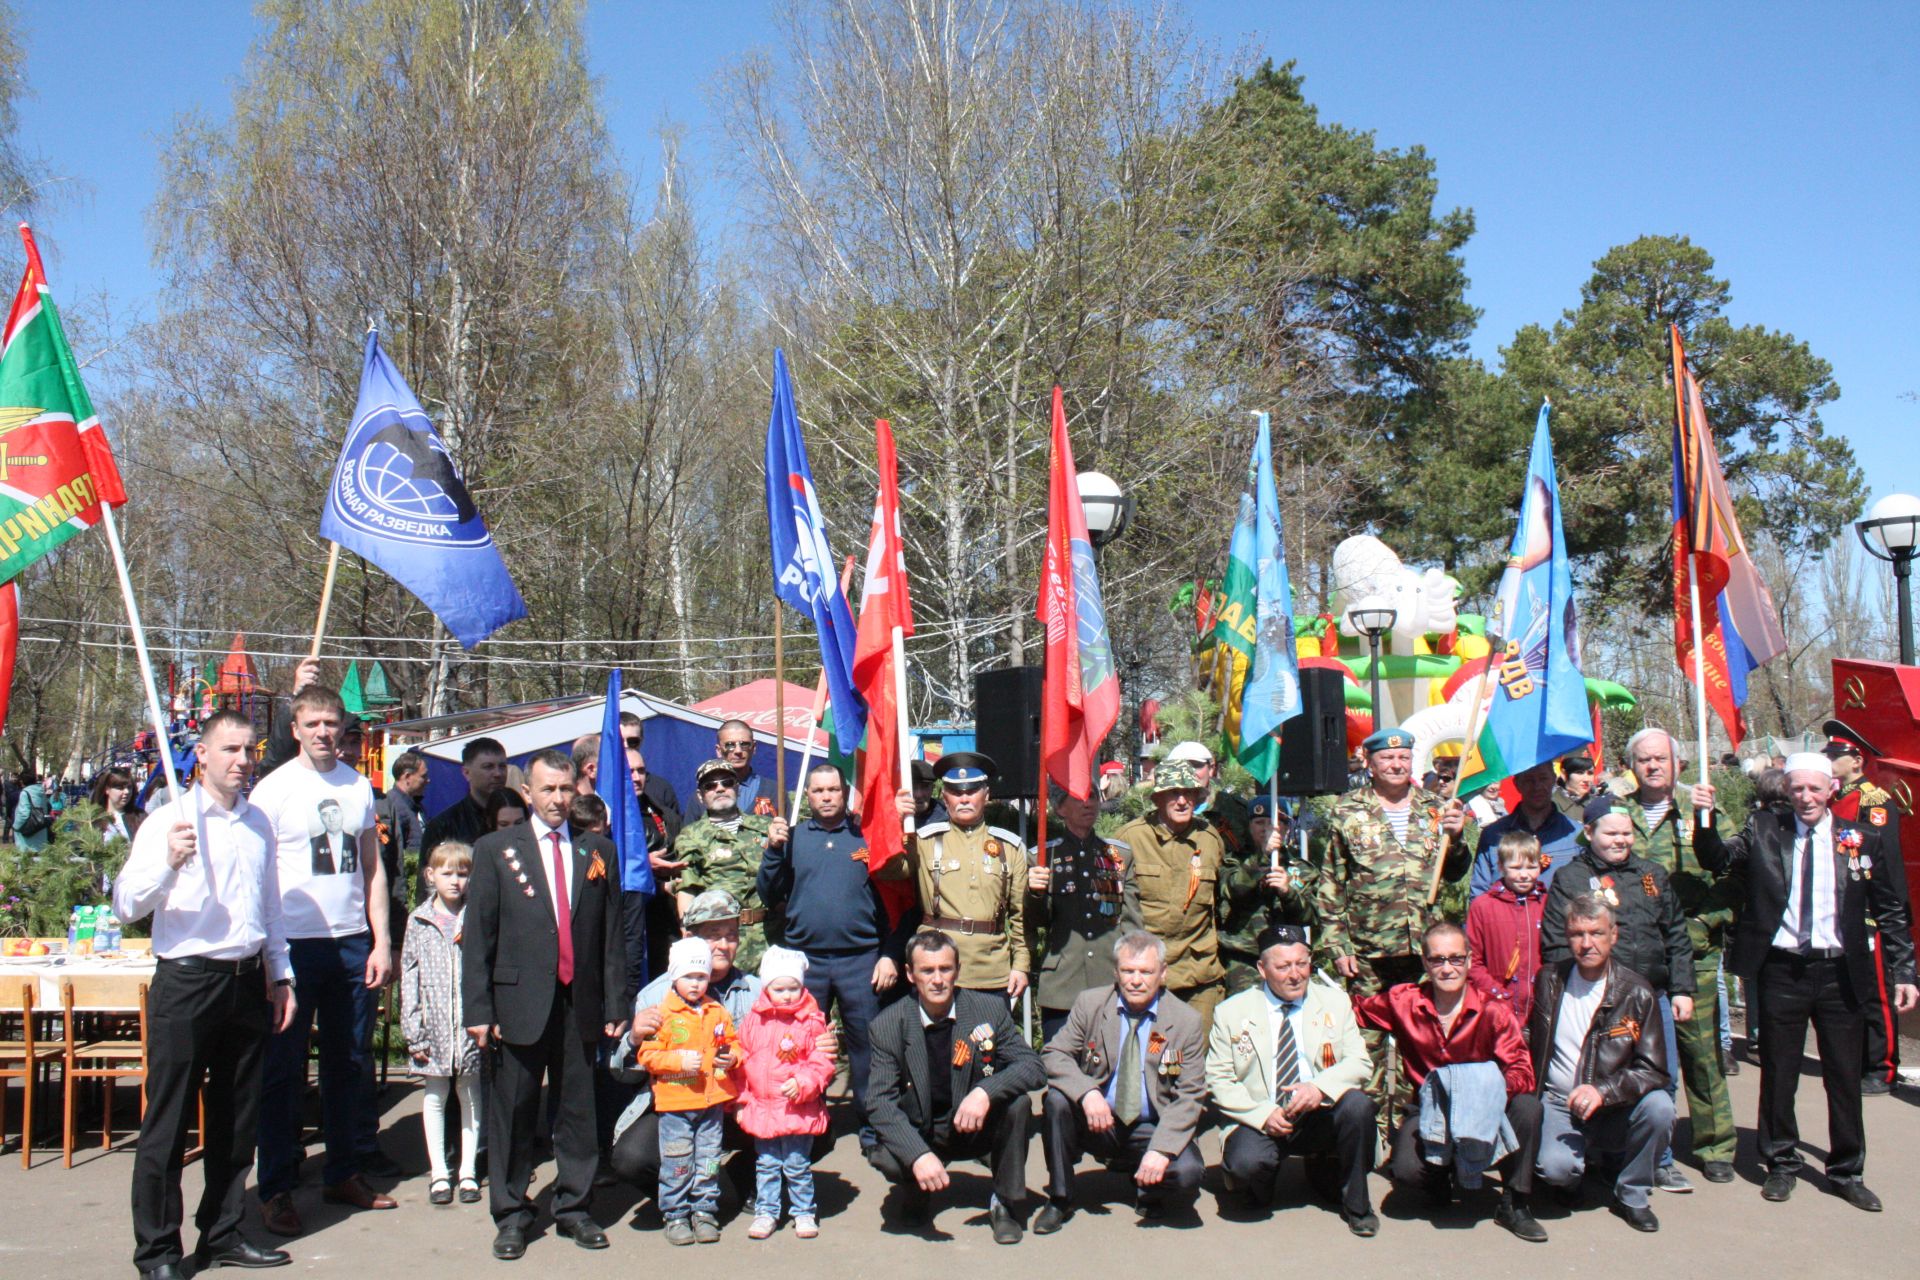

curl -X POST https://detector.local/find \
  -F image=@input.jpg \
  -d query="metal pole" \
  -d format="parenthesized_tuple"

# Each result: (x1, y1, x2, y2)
(1367, 633, 1386, 729)
(1898, 553, 1915, 667)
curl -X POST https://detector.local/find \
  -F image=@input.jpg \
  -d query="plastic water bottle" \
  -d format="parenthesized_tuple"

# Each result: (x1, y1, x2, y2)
(101, 912, 121, 953)
(66, 908, 80, 952)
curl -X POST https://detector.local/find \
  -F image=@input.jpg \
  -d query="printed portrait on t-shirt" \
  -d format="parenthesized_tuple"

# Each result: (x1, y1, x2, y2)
(309, 797, 358, 875)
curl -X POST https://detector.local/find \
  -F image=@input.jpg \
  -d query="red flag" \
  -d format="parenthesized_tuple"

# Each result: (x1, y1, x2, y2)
(852, 420, 915, 904)
(0, 580, 16, 734)
(1036, 387, 1119, 798)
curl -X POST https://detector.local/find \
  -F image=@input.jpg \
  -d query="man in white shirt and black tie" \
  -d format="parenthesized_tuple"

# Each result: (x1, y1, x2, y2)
(113, 711, 298, 1278)
(1697, 751, 1918, 1211)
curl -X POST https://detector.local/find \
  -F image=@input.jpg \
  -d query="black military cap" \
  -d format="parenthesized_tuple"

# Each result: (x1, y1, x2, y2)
(1255, 924, 1310, 955)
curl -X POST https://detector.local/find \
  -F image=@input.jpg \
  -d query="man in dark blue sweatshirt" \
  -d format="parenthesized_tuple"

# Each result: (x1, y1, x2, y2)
(760, 762, 907, 1151)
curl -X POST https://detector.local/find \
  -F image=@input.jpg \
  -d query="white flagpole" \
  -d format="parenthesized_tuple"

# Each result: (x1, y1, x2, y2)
(1268, 746, 1281, 871)
(892, 625, 915, 837)
(98, 505, 181, 799)
(1687, 564, 1714, 828)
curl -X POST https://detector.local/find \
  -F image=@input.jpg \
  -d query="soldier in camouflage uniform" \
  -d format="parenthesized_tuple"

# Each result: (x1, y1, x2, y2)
(1824, 721, 1909, 1094)
(1113, 760, 1229, 1034)
(883, 752, 1031, 997)
(1026, 789, 1140, 1039)
(1220, 795, 1317, 994)
(1312, 727, 1472, 1136)
(1622, 728, 1735, 1188)
(676, 758, 780, 973)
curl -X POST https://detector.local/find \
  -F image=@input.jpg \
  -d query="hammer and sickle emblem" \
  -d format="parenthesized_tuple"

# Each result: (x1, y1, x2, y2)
(1841, 675, 1868, 711)
(1892, 778, 1914, 814)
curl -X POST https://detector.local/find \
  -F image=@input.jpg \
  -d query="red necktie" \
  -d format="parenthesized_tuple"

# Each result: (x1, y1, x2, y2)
(549, 831, 574, 985)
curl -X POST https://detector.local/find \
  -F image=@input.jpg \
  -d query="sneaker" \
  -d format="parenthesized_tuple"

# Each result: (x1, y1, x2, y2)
(692, 1213, 721, 1244)
(793, 1215, 819, 1239)
(748, 1214, 777, 1239)
(664, 1217, 696, 1246)
(1861, 1074, 1892, 1096)
(1653, 1166, 1693, 1194)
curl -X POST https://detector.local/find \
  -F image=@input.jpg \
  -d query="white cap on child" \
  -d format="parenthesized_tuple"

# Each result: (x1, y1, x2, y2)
(759, 946, 808, 986)
(666, 936, 712, 984)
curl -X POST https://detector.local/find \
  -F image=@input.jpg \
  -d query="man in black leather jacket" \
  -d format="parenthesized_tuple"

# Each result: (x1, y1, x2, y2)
(1529, 893, 1675, 1233)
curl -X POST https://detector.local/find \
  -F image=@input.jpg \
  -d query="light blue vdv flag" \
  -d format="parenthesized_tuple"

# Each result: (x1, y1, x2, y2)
(319, 331, 527, 648)
(764, 348, 867, 753)
(597, 668, 655, 898)
(1464, 401, 1590, 793)
(1239, 411, 1301, 776)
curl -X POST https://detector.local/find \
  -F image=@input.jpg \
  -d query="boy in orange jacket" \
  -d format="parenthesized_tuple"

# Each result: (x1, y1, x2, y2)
(636, 937, 740, 1245)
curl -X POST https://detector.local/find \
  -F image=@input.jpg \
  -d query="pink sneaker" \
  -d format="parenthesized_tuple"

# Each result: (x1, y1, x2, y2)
(794, 1215, 819, 1239)
(748, 1215, 777, 1240)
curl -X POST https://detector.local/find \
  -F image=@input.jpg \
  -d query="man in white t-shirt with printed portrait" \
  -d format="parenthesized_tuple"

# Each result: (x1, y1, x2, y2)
(250, 683, 398, 1236)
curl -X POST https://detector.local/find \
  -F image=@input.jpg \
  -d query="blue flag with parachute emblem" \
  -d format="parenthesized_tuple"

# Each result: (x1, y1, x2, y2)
(319, 330, 527, 648)
(764, 348, 867, 754)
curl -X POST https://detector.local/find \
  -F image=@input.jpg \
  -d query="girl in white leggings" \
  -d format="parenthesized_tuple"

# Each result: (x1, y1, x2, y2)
(402, 842, 484, 1204)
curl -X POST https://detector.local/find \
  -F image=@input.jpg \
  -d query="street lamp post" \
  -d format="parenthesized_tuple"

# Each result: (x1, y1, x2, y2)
(1856, 493, 1920, 666)
(1077, 470, 1132, 559)
(1350, 604, 1398, 729)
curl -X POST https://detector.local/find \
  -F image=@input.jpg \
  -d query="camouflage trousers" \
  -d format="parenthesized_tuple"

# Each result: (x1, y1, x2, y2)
(1674, 955, 1736, 1163)
(1345, 954, 1424, 1148)
(1223, 955, 1262, 997)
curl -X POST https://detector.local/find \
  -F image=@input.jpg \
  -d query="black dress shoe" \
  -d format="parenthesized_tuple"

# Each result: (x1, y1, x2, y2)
(1612, 1202, 1659, 1232)
(492, 1226, 526, 1260)
(1830, 1180, 1883, 1212)
(1496, 1198, 1547, 1243)
(989, 1200, 1023, 1244)
(1761, 1171, 1795, 1202)
(139, 1266, 187, 1280)
(556, 1219, 610, 1249)
(1032, 1201, 1069, 1235)
(1343, 1209, 1380, 1237)
(1702, 1161, 1735, 1184)
(194, 1239, 292, 1269)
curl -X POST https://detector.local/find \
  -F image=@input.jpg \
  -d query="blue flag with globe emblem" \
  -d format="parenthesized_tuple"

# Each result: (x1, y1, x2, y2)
(319, 331, 527, 648)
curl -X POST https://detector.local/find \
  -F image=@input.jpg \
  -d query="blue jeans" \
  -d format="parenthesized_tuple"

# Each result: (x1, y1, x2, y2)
(1653, 992, 1682, 1168)
(754, 1135, 817, 1219)
(658, 1107, 724, 1220)
(802, 949, 894, 1145)
(257, 932, 379, 1198)
(1538, 1090, 1676, 1209)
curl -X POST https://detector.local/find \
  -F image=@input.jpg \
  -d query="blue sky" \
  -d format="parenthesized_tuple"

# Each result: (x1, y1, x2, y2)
(15, 0, 1920, 511)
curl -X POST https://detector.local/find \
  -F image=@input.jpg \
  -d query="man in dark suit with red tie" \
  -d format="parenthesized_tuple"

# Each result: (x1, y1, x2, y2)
(463, 750, 629, 1259)
(1697, 751, 1918, 1212)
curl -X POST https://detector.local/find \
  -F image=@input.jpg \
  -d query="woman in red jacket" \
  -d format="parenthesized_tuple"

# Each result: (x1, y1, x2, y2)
(737, 947, 836, 1239)
(1467, 832, 1548, 1023)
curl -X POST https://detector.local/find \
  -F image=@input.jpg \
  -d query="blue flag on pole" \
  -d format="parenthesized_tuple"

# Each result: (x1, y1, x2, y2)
(319, 331, 527, 648)
(764, 348, 867, 753)
(1460, 401, 1590, 794)
(1239, 411, 1301, 779)
(597, 668, 656, 896)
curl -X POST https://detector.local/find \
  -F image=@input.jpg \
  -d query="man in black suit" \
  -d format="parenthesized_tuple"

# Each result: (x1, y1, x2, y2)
(463, 750, 629, 1259)
(1697, 752, 1918, 1211)
(865, 929, 1045, 1244)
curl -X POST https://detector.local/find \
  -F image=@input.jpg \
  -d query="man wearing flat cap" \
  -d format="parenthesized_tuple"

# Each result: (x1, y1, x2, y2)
(1207, 924, 1379, 1236)
(1821, 719, 1909, 1095)
(1695, 751, 1918, 1211)
(888, 752, 1031, 1000)
(675, 759, 780, 973)
(1113, 759, 1230, 1033)
(1313, 725, 1472, 1132)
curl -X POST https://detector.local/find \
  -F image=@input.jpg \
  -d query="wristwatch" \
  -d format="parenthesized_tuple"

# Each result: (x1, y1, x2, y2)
(273, 978, 294, 989)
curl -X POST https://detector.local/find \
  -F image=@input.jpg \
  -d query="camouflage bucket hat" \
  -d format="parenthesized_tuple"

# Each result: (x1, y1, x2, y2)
(682, 889, 742, 927)
(1151, 760, 1204, 795)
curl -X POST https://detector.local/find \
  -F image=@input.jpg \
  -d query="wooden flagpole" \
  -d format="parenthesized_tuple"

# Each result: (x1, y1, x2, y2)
(787, 556, 857, 824)
(308, 542, 341, 663)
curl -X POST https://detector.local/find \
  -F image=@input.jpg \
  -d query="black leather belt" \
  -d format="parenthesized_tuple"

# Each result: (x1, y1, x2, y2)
(161, 953, 264, 975)
(1768, 945, 1844, 962)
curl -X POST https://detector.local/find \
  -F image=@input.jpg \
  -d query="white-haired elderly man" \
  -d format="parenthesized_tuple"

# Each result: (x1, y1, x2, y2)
(1035, 931, 1207, 1233)
(1696, 751, 1918, 1212)
(1619, 726, 1734, 1190)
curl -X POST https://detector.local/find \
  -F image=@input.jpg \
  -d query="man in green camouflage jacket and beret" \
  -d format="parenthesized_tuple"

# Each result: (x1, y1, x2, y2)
(676, 759, 781, 972)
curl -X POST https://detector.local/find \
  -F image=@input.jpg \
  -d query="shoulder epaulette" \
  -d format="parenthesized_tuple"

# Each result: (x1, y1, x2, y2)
(988, 825, 1024, 846)
(916, 820, 952, 838)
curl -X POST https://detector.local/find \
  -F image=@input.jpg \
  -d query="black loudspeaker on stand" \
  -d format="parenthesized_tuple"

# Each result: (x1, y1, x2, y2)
(973, 666, 1044, 798)
(1272, 666, 1350, 796)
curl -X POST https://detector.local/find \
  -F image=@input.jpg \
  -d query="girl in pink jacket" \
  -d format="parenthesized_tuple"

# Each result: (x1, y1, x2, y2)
(739, 947, 835, 1239)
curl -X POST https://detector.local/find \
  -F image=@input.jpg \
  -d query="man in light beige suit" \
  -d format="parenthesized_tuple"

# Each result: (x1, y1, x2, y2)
(1207, 924, 1379, 1236)
(1036, 932, 1207, 1233)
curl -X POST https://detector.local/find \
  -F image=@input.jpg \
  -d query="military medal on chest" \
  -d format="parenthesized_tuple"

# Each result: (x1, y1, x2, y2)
(1838, 828, 1869, 880)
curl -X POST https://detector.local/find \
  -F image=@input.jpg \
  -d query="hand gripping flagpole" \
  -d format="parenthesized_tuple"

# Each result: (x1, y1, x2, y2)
(98, 505, 180, 800)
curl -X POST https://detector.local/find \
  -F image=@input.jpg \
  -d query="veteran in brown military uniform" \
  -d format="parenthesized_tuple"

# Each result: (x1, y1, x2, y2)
(886, 752, 1031, 999)
(1113, 760, 1229, 1034)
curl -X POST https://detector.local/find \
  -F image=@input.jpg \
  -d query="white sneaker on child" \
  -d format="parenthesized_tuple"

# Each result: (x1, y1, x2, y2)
(794, 1215, 819, 1239)
(748, 1215, 777, 1240)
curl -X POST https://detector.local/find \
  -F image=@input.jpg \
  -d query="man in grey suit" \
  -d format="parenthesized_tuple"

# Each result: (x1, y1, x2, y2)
(1035, 931, 1206, 1233)
(1207, 924, 1379, 1236)
(865, 929, 1045, 1244)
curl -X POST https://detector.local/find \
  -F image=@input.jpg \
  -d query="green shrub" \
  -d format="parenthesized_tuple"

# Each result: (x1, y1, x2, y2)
(0, 801, 141, 938)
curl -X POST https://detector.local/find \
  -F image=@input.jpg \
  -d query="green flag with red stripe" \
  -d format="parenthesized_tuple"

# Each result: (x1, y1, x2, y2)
(0, 224, 127, 582)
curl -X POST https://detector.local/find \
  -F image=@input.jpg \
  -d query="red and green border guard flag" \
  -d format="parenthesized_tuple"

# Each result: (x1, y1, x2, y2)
(0, 224, 127, 581)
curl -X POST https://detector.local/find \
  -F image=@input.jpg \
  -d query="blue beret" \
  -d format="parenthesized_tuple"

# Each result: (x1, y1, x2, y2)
(1363, 728, 1415, 753)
